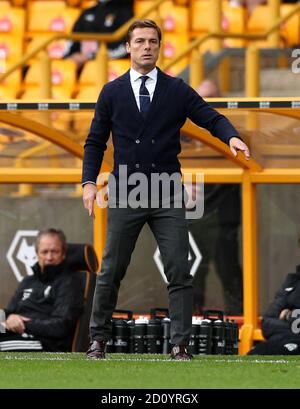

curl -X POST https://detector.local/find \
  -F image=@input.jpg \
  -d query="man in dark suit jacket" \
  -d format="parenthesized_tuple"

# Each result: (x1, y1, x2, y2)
(82, 19, 250, 360)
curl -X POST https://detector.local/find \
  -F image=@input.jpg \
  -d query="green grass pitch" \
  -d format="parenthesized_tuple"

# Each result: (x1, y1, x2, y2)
(1, 353, 300, 389)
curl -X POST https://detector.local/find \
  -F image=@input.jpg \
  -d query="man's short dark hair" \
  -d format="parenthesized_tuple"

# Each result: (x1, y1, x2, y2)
(126, 19, 162, 44)
(35, 228, 67, 253)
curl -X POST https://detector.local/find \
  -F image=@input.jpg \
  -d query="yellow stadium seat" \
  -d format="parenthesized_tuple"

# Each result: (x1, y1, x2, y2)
(79, 58, 131, 85)
(23, 59, 77, 98)
(190, 0, 211, 33)
(25, 59, 76, 87)
(191, 0, 246, 48)
(21, 85, 73, 100)
(26, 36, 69, 60)
(135, 0, 188, 33)
(66, 0, 81, 6)
(134, 0, 156, 19)
(78, 61, 98, 85)
(222, 3, 247, 48)
(0, 6, 25, 36)
(247, 5, 273, 47)
(163, 33, 189, 76)
(0, 70, 21, 99)
(163, 32, 188, 59)
(0, 35, 23, 63)
(81, 0, 97, 9)
(0, 2, 12, 10)
(164, 58, 188, 77)
(280, 4, 300, 47)
(247, 4, 298, 47)
(108, 59, 131, 81)
(11, 0, 26, 7)
(28, 1, 66, 15)
(247, 4, 270, 32)
(27, 2, 80, 34)
(160, 1, 188, 34)
(76, 85, 100, 100)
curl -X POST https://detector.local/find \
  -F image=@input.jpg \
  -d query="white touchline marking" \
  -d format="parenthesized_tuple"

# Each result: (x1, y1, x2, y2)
(2, 355, 292, 364)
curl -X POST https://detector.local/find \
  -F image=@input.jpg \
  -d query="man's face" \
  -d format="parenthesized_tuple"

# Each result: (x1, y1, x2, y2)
(126, 27, 160, 72)
(37, 235, 65, 271)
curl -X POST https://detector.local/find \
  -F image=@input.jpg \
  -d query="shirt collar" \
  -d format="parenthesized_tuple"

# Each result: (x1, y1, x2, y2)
(130, 67, 157, 82)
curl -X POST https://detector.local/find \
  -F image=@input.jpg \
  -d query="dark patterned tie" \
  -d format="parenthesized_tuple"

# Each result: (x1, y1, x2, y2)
(139, 75, 150, 117)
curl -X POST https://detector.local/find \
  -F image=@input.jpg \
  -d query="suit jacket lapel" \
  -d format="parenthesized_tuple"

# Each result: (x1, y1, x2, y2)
(117, 68, 170, 135)
(118, 70, 144, 125)
(143, 68, 169, 128)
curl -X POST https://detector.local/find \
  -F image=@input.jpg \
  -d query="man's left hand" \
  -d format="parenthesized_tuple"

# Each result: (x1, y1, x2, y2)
(229, 137, 251, 160)
(5, 314, 31, 334)
(279, 309, 292, 321)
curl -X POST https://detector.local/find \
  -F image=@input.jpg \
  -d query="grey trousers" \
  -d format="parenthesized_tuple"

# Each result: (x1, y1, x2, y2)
(90, 205, 193, 345)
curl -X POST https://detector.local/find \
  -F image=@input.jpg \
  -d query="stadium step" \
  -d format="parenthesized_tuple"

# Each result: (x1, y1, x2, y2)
(260, 68, 300, 93)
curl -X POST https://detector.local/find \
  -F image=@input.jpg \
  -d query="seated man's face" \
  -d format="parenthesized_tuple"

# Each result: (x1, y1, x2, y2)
(37, 234, 65, 271)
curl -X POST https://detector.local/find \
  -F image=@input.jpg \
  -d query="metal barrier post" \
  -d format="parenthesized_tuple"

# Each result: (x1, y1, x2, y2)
(190, 49, 204, 89)
(210, 0, 222, 53)
(246, 44, 260, 97)
(40, 50, 52, 99)
(269, 0, 281, 48)
(96, 42, 108, 91)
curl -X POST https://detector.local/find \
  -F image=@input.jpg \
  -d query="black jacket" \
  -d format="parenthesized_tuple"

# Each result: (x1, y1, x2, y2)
(82, 68, 239, 184)
(262, 265, 300, 339)
(4, 261, 84, 351)
(64, 0, 134, 59)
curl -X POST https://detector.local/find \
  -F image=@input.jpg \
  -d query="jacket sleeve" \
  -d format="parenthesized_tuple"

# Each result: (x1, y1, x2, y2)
(184, 83, 240, 145)
(4, 278, 30, 317)
(24, 275, 84, 339)
(261, 279, 291, 339)
(82, 85, 112, 184)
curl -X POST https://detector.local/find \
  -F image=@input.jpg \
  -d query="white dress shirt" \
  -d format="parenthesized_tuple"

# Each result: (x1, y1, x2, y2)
(129, 67, 158, 111)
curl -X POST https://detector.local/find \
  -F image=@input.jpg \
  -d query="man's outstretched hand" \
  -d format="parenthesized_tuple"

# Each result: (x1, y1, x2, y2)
(83, 183, 98, 218)
(229, 137, 251, 160)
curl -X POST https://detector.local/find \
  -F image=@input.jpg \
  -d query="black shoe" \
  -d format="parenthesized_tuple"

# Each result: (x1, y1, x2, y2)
(170, 345, 193, 361)
(86, 340, 107, 360)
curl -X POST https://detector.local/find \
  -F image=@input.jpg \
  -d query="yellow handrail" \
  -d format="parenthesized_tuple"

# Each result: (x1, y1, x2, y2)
(0, 0, 300, 98)
(1, 1, 299, 89)
(163, 2, 300, 71)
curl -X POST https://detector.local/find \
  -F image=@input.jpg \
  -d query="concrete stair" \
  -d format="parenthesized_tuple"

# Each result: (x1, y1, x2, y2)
(183, 48, 299, 98)
(227, 68, 300, 97)
(259, 68, 300, 96)
(201, 48, 299, 98)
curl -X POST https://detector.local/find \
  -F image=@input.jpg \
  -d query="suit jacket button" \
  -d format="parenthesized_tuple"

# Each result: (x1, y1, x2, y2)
(151, 163, 156, 168)
(135, 163, 140, 169)
(151, 139, 155, 144)
(135, 139, 140, 144)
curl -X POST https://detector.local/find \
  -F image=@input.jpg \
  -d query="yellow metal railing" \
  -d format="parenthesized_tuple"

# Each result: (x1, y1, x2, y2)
(1, 0, 300, 97)
(164, 1, 300, 95)
(2, 98, 300, 354)
(0, 0, 299, 355)
(0, 0, 169, 96)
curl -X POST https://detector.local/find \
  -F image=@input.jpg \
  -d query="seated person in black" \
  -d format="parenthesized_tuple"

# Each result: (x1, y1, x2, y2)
(64, 0, 134, 70)
(248, 264, 300, 355)
(0, 228, 84, 352)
